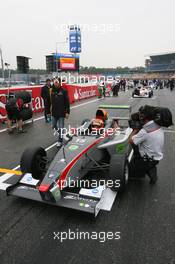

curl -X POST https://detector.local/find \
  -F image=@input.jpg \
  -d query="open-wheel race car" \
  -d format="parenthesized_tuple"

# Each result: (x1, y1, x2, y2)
(132, 86, 153, 98)
(6, 105, 134, 217)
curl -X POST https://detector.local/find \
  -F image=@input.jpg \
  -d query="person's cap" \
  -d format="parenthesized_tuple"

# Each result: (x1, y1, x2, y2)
(46, 78, 51, 82)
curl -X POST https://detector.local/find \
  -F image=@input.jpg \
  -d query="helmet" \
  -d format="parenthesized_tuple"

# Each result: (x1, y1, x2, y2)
(96, 109, 108, 121)
(91, 118, 104, 130)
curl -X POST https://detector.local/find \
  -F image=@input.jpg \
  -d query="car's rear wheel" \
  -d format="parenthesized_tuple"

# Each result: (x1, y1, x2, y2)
(109, 154, 129, 192)
(20, 147, 47, 180)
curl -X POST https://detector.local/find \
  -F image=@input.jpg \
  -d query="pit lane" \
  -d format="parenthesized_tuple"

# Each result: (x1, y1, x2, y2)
(0, 88, 175, 264)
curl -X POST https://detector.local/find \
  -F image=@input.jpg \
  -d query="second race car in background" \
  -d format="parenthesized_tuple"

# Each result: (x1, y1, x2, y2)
(132, 86, 154, 98)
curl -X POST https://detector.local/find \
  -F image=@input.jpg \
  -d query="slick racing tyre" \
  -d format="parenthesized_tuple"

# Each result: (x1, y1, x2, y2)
(15, 91, 32, 104)
(20, 107, 33, 121)
(109, 154, 129, 192)
(20, 147, 47, 180)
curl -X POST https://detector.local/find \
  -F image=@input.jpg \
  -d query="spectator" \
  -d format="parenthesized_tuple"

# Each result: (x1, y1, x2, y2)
(41, 78, 51, 123)
(50, 79, 70, 147)
(112, 79, 120, 96)
(169, 78, 174, 91)
(98, 82, 103, 98)
(101, 82, 106, 97)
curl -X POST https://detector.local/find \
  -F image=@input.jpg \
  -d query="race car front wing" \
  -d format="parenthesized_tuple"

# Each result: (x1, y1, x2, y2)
(6, 174, 116, 217)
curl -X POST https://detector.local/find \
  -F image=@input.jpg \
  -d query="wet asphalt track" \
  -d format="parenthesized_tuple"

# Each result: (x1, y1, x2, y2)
(0, 88, 175, 264)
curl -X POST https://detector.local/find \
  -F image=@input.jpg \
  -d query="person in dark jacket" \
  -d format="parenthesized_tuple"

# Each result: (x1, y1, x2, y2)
(169, 78, 174, 91)
(41, 79, 51, 122)
(50, 79, 70, 147)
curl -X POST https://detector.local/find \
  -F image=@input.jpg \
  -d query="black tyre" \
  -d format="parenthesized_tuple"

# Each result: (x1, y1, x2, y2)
(15, 91, 32, 104)
(109, 154, 129, 192)
(81, 119, 90, 126)
(20, 147, 47, 180)
(20, 107, 33, 121)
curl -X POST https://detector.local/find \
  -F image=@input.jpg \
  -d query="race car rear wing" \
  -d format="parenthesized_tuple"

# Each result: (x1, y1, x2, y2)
(99, 104, 131, 110)
(99, 104, 131, 120)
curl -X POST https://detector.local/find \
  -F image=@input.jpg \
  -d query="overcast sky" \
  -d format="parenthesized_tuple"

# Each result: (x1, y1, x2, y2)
(0, 0, 174, 69)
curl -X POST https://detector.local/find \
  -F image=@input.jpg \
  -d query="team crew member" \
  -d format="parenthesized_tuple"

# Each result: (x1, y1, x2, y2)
(5, 97, 25, 134)
(50, 79, 70, 147)
(112, 80, 120, 97)
(129, 105, 164, 184)
(102, 82, 106, 97)
(41, 78, 51, 123)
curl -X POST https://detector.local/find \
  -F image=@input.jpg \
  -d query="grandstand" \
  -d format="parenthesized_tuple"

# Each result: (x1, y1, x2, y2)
(145, 52, 175, 73)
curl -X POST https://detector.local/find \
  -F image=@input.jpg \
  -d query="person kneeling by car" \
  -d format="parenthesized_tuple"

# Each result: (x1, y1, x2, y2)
(128, 105, 164, 184)
(5, 97, 25, 134)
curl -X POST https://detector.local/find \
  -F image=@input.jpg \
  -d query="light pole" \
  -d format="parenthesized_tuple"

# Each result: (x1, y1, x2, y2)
(5, 63, 11, 96)
(0, 47, 4, 80)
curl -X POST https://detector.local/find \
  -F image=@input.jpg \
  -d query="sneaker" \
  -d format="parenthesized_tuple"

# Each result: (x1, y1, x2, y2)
(18, 129, 26, 134)
(47, 117, 51, 123)
(56, 142, 62, 147)
(7, 129, 13, 134)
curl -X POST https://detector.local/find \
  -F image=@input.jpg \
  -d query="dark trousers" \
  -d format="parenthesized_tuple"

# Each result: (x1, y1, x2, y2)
(113, 86, 119, 96)
(129, 146, 159, 178)
(52, 117, 65, 142)
(44, 101, 51, 121)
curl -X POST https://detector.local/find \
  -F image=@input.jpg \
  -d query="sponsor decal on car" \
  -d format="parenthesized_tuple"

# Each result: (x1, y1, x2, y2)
(63, 195, 97, 204)
(76, 138, 86, 144)
(92, 188, 98, 194)
(17, 186, 37, 191)
(116, 143, 126, 154)
(68, 145, 79, 151)
(20, 173, 39, 186)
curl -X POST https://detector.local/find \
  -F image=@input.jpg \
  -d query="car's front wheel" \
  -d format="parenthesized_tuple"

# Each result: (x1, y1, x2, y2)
(20, 147, 47, 180)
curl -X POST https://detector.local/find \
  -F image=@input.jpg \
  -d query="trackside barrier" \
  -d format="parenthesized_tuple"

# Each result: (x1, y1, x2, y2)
(0, 84, 100, 122)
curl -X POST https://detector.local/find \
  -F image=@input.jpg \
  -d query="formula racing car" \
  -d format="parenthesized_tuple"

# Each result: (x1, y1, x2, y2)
(132, 86, 153, 98)
(6, 105, 134, 217)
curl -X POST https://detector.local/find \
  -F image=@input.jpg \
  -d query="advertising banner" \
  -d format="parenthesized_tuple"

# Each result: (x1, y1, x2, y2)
(0, 84, 99, 122)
